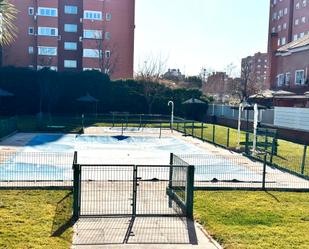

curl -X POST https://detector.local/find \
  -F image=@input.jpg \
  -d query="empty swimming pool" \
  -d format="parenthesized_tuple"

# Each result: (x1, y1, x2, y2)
(0, 133, 262, 183)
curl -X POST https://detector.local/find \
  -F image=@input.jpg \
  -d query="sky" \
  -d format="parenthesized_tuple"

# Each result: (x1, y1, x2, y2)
(134, 0, 270, 76)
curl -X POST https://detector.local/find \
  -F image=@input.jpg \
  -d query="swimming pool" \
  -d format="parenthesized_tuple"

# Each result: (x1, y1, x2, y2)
(0, 133, 262, 182)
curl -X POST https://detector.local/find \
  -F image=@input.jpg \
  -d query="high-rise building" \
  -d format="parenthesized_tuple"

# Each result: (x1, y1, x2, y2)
(268, 0, 309, 93)
(241, 52, 268, 88)
(1, 0, 135, 79)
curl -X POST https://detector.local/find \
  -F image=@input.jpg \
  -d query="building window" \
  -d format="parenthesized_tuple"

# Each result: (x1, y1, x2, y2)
(277, 38, 281, 46)
(83, 30, 102, 39)
(28, 27, 34, 35)
(106, 13, 112, 21)
(84, 11, 102, 20)
(105, 32, 111, 40)
(38, 27, 58, 36)
(285, 73, 291, 86)
(38, 7, 58, 17)
(295, 19, 299, 26)
(293, 34, 298, 41)
(283, 23, 287, 30)
(28, 46, 34, 54)
(295, 70, 305, 85)
(296, 2, 300, 9)
(64, 42, 77, 50)
(300, 32, 305, 38)
(28, 7, 34, 15)
(277, 25, 281, 32)
(64, 60, 77, 68)
(284, 7, 288, 15)
(38, 46, 57, 56)
(64, 5, 78, 14)
(302, 17, 306, 23)
(83, 49, 100, 58)
(272, 27, 276, 33)
(281, 37, 286, 45)
(105, 50, 111, 58)
(277, 74, 285, 86)
(302, 0, 307, 7)
(64, 24, 78, 33)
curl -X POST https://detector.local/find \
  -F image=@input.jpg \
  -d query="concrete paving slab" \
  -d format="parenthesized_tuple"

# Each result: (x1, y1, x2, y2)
(72, 217, 221, 249)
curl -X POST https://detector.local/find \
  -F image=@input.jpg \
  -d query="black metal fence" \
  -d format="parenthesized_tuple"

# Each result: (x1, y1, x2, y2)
(175, 154, 309, 191)
(0, 151, 73, 188)
(171, 120, 309, 180)
(72, 153, 194, 219)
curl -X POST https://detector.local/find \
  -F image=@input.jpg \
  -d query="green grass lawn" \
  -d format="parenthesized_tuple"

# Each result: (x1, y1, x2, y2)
(0, 190, 73, 249)
(194, 191, 309, 249)
(177, 122, 309, 177)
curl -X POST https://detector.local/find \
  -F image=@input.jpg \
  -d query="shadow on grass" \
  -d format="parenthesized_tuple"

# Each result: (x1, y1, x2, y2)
(265, 191, 281, 203)
(51, 191, 75, 238)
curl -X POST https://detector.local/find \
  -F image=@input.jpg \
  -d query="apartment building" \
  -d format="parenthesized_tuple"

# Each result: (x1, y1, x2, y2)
(1, 0, 135, 79)
(268, 0, 309, 93)
(241, 52, 268, 88)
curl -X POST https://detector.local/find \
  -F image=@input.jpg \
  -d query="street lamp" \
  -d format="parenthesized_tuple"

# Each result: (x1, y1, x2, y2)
(168, 101, 174, 132)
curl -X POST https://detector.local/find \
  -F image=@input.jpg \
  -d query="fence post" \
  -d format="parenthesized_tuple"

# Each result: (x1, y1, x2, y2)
(201, 123, 204, 141)
(270, 135, 277, 166)
(227, 128, 230, 148)
(184, 121, 186, 135)
(121, 120, 124, 136)
(301, 145, 307, 175)
(192, 121, 194, 137)
(168, 153, 174, 208)
(212, 125, 215, 144)
(159, 122, 162, 138)
(186, 165, 195, 219)
(245, 132, 249, 155)
(132, 165, 137, 217)
(73, 152, 80, 219)
(177, 121, 179, 131)
(262, 153, 267, 190)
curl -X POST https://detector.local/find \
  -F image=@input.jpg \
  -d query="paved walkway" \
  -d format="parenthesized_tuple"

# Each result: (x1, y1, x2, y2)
(72, 217, 221, 249)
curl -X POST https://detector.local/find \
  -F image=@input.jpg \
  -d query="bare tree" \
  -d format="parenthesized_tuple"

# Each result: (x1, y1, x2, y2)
(135, 54, 168, 114)
(227, 60, 263, 102)
(94, 33, 119, 76)
(136, 54, 168, 82)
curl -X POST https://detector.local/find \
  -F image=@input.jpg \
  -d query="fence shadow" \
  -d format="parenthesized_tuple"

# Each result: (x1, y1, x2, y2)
(51, 191, 75, 237)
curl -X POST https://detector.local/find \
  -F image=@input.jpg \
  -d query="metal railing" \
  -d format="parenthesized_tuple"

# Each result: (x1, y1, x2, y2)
(0, 151, 74, 188)
(72, 152, 195, 219)
(172, 121, 309, 180)
(176, 154, 309, 191)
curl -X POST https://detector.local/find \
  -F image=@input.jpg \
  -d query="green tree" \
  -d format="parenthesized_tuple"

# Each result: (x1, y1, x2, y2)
(0, 0, 17, 45)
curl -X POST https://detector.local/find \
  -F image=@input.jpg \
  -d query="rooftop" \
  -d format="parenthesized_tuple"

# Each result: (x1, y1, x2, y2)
(277, 34, 309, 54)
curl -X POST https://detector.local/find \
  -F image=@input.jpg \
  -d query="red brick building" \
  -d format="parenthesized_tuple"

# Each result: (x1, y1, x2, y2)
(1, 0, 135, 79)
(268, 0, 309, 93)
(202, 72, 230, 102)
(241, 52, 268, 89)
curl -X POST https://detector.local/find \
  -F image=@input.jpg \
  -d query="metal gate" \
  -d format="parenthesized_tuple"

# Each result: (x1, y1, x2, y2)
(72, 155, 194, 219)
